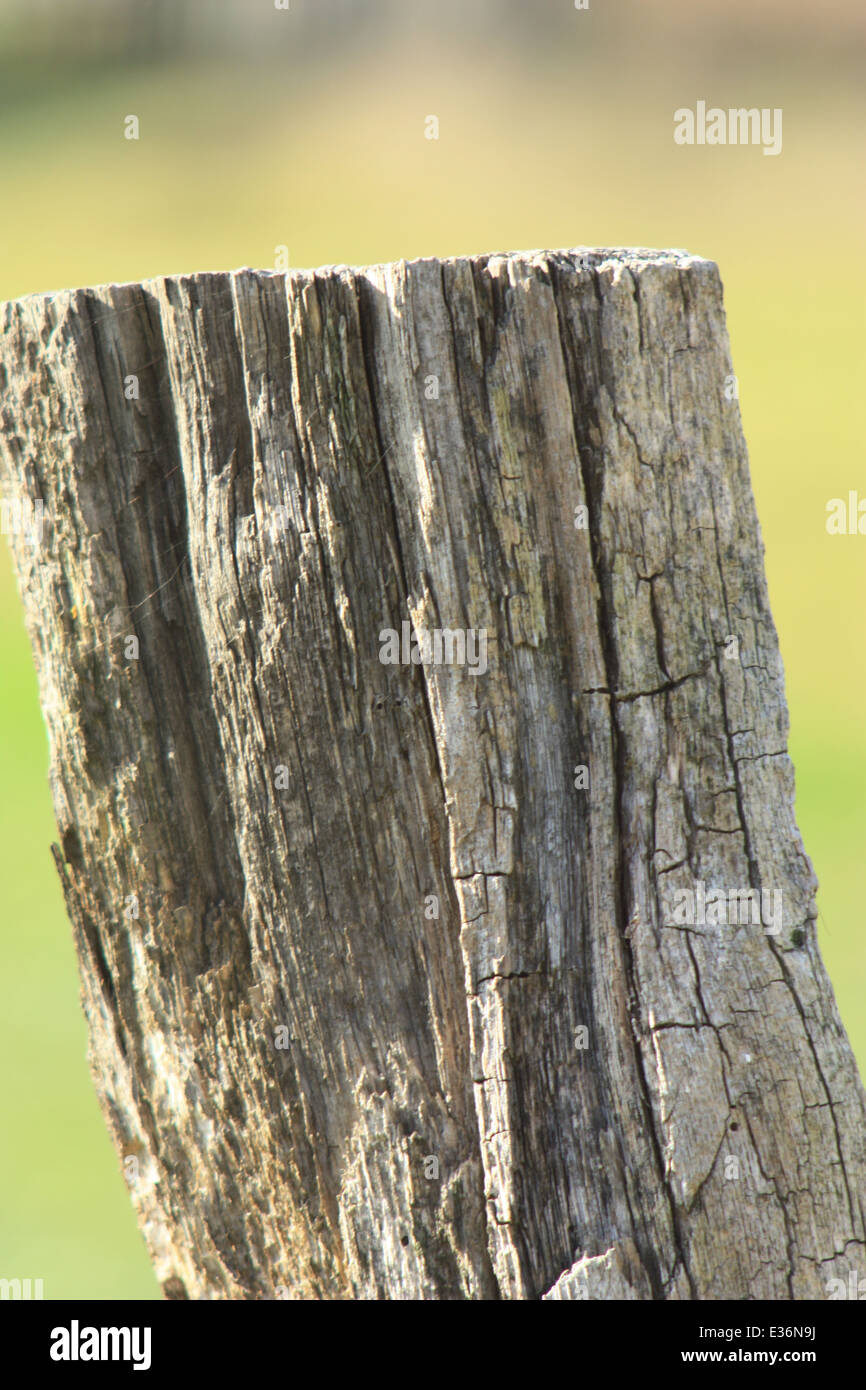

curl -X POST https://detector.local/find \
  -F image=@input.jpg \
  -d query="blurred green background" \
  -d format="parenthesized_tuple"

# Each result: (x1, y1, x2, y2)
(1, 0, 863, 1300)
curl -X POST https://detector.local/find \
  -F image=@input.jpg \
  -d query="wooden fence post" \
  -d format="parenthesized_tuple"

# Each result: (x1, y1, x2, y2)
(2, 248, 864, 1299)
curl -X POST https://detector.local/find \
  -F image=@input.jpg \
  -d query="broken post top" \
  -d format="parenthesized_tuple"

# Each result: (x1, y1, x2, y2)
(3, 245, 713, 312)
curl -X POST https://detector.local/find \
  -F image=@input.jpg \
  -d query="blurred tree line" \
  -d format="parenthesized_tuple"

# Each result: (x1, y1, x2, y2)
(0, 0, 578, 62)
(0, 0, 862, 66)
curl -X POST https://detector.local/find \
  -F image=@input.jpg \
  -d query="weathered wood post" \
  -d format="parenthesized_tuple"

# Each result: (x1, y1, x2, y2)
(2, 248, 864, 1300)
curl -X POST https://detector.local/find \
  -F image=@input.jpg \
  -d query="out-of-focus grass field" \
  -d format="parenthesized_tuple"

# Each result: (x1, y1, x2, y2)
(1, 26, 864, 1298)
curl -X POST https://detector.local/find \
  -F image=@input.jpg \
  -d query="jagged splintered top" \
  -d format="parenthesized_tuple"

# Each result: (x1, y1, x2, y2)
(4, 246, 713, 308)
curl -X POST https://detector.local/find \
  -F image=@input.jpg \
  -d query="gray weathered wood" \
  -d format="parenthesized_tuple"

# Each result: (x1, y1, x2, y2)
(2, 248, 864, 1300)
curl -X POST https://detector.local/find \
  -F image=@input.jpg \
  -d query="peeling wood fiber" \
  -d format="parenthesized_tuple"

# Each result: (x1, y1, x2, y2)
(2, 247, 864, 1300)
